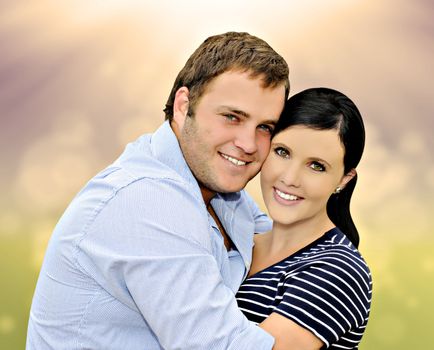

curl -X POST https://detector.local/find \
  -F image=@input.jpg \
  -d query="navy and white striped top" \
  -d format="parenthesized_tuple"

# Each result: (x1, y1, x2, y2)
(236, 228, 372, 349)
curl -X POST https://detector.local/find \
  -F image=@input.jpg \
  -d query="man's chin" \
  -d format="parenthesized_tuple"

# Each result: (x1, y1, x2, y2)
(213, 180, 250, 194)
(198, 174, 255, 196)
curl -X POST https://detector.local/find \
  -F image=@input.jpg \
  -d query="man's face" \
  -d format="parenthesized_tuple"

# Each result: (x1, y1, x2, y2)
(176, 70, 286, 200)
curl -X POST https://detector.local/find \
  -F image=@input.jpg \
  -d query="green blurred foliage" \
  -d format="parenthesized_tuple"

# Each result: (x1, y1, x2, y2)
(361, 240, 434, 349)
(1, 234, 433, 349)
(0, 235, 38, 349)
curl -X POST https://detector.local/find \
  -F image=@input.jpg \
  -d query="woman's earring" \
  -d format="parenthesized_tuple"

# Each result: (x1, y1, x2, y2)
(334, 187, 342, 194)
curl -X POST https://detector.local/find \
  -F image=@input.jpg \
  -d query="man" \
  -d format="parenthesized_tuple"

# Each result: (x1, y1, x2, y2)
(27, 32, 289, 349)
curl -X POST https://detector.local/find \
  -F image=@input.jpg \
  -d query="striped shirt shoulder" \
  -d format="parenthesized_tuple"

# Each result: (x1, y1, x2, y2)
(236, 228, 372, 349)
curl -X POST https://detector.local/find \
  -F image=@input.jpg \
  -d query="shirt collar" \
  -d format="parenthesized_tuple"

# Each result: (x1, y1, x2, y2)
(211, 193, 253, 271)
(150, 121, 199, 189)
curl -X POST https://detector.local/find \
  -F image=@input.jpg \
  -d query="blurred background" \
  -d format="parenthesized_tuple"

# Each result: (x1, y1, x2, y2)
(1, 0, 433, 348)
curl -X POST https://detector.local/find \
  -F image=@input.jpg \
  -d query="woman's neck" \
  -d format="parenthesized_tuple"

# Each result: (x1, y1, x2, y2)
(249, 215, 335, 277)
(270, 219, 334, 256)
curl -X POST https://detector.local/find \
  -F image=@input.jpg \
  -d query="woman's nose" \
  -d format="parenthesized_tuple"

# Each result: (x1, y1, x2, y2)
(279, 162, 301, 188)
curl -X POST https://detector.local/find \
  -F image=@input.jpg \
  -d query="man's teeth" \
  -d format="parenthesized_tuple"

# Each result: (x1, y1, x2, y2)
(221, 154, 247, 166)
(275, 189, 299, 201)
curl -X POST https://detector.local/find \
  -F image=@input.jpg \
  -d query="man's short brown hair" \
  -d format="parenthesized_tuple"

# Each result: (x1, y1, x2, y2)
(164, 32, 289, 121)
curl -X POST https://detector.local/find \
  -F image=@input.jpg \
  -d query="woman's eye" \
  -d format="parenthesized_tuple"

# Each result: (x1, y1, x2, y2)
(274, 147, 289, 158)
(310, 162, 326, 172)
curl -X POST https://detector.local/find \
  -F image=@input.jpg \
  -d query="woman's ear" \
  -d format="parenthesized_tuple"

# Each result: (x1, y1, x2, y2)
(338, 168, 357, 190)
(172, 87, 190, 130)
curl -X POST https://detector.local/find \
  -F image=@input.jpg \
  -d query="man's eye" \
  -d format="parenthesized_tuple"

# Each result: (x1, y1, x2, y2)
(274, 147, 289, 158)
(310, 162, 326, 172)
(224, 114, 239, 122)
(258, 124, 274, 134)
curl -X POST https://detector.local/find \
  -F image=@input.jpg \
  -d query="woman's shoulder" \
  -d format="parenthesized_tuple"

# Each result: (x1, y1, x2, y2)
(300, 229, 372, 303)
(320, 228, 371, 273)
(287, 228, 372, 294)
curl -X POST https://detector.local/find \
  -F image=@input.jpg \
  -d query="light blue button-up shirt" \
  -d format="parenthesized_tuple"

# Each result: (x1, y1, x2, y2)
(27, 121, 274, 349)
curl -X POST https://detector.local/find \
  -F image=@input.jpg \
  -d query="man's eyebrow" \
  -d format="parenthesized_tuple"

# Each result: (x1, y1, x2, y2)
(218, 106, 250, 118)
(217, 106, 277, 124)
(263, 119, 277, 126)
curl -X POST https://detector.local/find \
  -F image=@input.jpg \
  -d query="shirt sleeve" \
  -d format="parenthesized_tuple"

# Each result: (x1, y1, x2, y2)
(76, 177, 274, 350)
(274, 252, 372, 347)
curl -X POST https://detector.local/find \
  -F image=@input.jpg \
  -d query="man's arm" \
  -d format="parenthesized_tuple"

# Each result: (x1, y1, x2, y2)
(242, 190, 272, 233)
(260, 313, 323, 350)
(77, 178, 274, 350)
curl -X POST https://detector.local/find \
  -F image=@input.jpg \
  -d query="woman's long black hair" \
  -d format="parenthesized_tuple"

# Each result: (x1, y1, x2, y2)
(273, 88, 365, 247)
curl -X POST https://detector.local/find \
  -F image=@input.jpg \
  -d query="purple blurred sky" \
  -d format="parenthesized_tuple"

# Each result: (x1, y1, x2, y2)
(0, 0, 433, 239)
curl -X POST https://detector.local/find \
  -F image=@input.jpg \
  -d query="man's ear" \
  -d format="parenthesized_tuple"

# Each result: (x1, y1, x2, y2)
(172, 87, 190, 130)
(338, 168, 357, 190)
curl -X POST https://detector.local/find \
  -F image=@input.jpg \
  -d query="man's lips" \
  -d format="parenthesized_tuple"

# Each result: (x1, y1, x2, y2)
(220, 152, 251, 166)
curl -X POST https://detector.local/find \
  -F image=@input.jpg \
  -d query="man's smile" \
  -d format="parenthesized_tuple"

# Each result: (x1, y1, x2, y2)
(220, 152, 250, 166)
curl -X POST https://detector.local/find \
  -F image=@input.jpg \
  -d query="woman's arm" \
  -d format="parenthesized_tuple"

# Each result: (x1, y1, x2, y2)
(260, 313, 323, 350)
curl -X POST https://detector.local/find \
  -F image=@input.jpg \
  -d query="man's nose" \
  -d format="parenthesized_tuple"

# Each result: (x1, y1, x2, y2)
(233, 127, 258, 154)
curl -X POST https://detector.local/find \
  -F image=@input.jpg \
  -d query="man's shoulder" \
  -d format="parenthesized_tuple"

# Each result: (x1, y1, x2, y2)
(95, 158, 184, 191)
(108, 122, 193, 190)
(80, 160, 200, 215)
(68, 162, 210, 253)
(65, 145, 200, 231)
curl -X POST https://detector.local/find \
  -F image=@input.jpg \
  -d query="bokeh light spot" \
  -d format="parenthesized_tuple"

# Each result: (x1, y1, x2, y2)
(0, 314, 16, 334)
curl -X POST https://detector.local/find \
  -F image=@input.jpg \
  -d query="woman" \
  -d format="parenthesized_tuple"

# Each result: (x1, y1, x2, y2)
(236, 88, 372, 349)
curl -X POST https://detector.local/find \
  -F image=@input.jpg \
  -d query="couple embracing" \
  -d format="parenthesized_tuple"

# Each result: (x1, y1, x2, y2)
(27, 32, 371, 350)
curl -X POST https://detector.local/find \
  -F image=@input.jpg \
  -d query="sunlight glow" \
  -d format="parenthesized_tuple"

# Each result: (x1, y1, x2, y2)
(46, 0, 361, 27)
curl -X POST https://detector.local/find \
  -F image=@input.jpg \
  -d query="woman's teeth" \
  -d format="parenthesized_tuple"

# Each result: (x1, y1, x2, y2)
(275, 188, 299, 201)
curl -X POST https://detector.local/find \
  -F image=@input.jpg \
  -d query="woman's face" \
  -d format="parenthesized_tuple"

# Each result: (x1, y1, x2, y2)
(260, 125, 354, 228)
